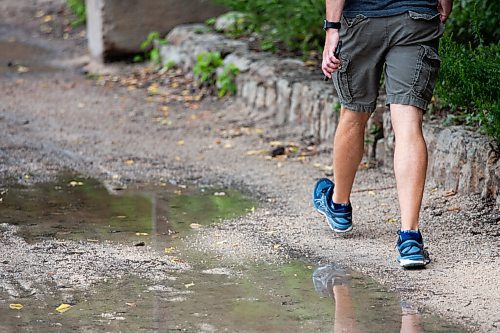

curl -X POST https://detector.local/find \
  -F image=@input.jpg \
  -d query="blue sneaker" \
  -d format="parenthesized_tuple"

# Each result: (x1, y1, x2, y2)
(312, 178, 353, 233)
(395, 230, 430, 268)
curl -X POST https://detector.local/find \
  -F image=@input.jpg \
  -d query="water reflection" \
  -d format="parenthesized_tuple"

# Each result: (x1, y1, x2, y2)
(313, 264, 423, 333)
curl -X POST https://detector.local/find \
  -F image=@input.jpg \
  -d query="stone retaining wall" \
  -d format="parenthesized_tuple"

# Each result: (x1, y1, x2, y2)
(161, 25, 499, 203)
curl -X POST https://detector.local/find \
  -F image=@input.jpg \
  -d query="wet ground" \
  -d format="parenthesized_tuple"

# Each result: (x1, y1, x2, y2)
(0, 175, 467, 332)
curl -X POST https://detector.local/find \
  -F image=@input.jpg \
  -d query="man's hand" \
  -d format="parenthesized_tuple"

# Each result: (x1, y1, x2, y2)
(437, 0, 453, 23)
(322, 30, 341, 79)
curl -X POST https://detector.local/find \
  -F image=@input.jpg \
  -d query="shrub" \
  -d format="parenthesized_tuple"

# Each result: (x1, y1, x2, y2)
(446, 0, 499, 46)
(213, 0, 324, 54)
(216, 64, 239, 97)
(66, 0, 86, 26)
(436, 36, 500, 143)
(193, 51, 224, 86)
(139, 32, 168, 64)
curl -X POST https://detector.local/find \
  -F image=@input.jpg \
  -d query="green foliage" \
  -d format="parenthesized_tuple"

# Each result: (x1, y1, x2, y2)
(213, 0, 324, 54)
(216, 64, 239, 97)
(446, 0, 499, 46)
(193, 52, 239, 97)
(140, 32, 168, 64)
(163, 60, 177, 71)
(66, 0, 86, 26)
(436, 35, 500, 143)
(193, 51, 224, 86)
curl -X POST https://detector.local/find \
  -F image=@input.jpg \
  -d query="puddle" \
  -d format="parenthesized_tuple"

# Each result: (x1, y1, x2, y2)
(0, 175, 468, 332)
(0, 40, 58, 76)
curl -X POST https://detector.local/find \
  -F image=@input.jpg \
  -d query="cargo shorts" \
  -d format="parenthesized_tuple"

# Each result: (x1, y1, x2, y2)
(332, 11, 444, 112)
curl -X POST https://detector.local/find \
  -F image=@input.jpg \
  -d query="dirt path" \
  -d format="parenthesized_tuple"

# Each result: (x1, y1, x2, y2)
(0, 2, 499, 332)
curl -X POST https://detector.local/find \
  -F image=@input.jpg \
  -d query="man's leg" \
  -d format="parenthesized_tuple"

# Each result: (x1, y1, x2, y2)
(332, 108, 371, 204)
(390, 104, 428, 230)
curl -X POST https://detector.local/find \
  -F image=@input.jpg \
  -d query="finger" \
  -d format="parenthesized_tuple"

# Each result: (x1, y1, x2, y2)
(322, 67, 332, 78)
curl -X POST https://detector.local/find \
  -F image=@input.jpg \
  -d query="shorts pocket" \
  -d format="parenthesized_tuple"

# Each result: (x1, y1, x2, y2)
(411, 45, 440, 101)
(408, 11, 440, 21)
(341, 14, 368, 29)
(333, 57, 353, 103)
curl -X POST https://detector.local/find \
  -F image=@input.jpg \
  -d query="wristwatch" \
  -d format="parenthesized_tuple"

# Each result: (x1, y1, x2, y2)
(323, 20, 341, 30)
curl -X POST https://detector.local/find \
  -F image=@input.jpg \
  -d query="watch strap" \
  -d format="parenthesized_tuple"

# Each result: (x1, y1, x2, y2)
(323, 20, 341, 30)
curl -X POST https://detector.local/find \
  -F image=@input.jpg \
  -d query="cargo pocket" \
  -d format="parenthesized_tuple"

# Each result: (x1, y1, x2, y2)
(341, 14, 368, 28)
(411, 45, 440, 101)
(333, 57, 353, 103)
(408, 11, 440, 21)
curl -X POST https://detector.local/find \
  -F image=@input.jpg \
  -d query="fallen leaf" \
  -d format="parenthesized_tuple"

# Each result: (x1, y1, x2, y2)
(135, 232, 149, 236)
(177, 140, 185, 145)
(273, 244, 282, 249)
(190, 223, 202, 229)
(9, 304, 23, 310)
(184, 282, 195, 288)
(175, 156, 181, 161)
(147, 83, 159, 95)
(42, 15, 53, 23)
(125, 159, 134, 165)
(442, 190, 456, 197)
(385, 218, 398, 223)
(269, 141, 283, 147)
(164, 247, 175, 253)
(16, 66, 30, 73)
(125, 302, 136, 307)
(223, 142, 233, 149)
(447, 206, 461, 212)
(55, 304, 72, 313)
(246, 149, 268, 156)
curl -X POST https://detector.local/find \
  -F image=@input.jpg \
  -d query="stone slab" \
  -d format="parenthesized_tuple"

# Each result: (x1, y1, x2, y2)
(85, 0, 226, 62)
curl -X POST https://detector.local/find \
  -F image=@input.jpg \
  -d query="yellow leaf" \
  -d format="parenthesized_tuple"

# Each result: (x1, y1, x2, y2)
(42, 15, 53, 22)
(190, 223, 202, 229)
(56, 304, 72, 313)
(254, 128, 264, 135)
(246, 149, 268, 156)
(125, 159, 134, 165)
(9, 304, 23, 310)
(223, 142, 233, 149)
(269, 141, 282, 147)
(385, 218, 398, 223)
(175, 156, 181, 161)
(17, 66, 30, 73)
(147, 83, 159, 95)
(177, 140, 185, 145)
(164, 247, 175, 253)
(135, 232, 149, 236)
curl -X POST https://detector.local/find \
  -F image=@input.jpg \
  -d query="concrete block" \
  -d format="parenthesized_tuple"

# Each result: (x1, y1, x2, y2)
(85, 0, 226, 62)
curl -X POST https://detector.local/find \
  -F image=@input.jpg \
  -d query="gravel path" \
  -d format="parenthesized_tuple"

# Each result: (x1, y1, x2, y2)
(0, 1, 499, 332)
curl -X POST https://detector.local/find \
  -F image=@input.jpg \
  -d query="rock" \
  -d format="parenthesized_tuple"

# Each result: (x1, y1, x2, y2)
(214, 11, 248, 33)
(223, 53, 252, 72)
(85, 0, 227, 62)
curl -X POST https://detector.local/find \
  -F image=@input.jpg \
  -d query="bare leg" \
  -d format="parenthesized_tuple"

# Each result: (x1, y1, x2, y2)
(390, 104, 428, 230)
(332, 108, 371, 204)
(332, 285, 362, 333)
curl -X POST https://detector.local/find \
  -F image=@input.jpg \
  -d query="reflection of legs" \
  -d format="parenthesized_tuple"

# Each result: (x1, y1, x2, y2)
(332, 285, 361, 333)
(390, 105, 427, 230)
(401, 314, 423, 333)
(332, 108, 371, 204)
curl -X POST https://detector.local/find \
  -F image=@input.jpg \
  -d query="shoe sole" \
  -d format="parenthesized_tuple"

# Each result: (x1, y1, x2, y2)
(398, 258, 427, 268)
(317, 209, 353, 233)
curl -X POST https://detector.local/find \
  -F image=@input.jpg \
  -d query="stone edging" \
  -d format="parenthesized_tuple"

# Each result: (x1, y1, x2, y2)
(160, 24, 499, 203)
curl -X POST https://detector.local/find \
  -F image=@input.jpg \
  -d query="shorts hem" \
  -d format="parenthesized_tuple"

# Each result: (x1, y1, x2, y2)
(341, 102, 376, 113)
(386, 94, 428, 111)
